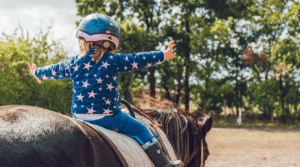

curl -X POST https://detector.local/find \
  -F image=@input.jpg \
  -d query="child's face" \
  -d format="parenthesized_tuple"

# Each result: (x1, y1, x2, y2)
(78, 39, 85, 53)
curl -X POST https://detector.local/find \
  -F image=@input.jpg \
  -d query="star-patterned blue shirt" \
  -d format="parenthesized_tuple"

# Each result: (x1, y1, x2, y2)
(34, 47, 165, 119)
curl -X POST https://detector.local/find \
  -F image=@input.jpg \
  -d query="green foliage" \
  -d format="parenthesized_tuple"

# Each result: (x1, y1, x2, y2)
(192, 80, 235, 116)
(0, 27, 72, 114)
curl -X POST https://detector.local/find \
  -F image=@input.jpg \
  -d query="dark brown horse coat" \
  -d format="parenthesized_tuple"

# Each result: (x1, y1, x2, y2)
(0, 99, 212, 167)
(0, 105, 122, 167)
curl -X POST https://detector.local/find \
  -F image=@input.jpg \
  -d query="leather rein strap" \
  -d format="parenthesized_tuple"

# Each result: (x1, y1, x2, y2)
(200, 138, 204, 167)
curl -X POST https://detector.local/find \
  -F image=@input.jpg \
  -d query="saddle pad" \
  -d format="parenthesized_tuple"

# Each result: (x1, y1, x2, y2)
(91, 124, 155, 167)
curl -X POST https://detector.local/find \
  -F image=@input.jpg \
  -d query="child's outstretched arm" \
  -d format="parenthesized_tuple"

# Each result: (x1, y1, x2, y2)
(28, 57, 77, 82)
(112, 39, 176, 73)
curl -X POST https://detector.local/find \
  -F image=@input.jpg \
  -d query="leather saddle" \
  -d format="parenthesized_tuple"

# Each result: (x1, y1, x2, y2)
(73, 109, 178, 167)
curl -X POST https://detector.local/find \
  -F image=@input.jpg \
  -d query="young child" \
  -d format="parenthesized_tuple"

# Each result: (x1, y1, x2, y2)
(28, 13, 182, 167)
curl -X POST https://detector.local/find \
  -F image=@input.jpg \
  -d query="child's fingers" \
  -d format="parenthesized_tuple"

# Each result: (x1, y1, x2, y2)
(28, 63, 41, 84)
(32, 63, 37, 69)
(28, 63, 33, 71)
(168, 39, 175, 48)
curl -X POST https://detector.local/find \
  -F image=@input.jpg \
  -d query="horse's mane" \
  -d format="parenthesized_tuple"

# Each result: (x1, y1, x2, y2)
(130, 96, 207, 165)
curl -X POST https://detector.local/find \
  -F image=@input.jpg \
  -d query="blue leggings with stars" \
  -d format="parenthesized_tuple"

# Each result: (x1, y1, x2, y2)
(73, 111, 157, 148)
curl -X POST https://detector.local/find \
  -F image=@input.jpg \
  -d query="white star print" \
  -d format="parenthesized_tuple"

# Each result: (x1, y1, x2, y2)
(105, 99, 111, 105)
(42, 74, 48, 80)
(110, 56, 114, 59)
(77, 94, 84, 101)
(143, 57, 146, 59)
(51, 70, 57, 76)
(66, 64, 69, 70)
(103, 108, 112, 115)
(156, 60, 163, 65)
(83, 62, 93, 71)
(99, 87, 102, 91)
(153, 55, 156, 58)
(91, 103, 94, 105)
(106, 75, 109, 78)
(131, 61, 138, 69)
(113, 76, 117, 80)
(66, 73, 69, 76)
(94, 74, 97, 77)
(97, 77, 103, 84)
(81, 105, 84, 108)
(88, 90, 97, 98)
(124, 56, 129, 61)
(102, 61, 110, 69)
(86, 74, 89, 76)
(124, 66, 127, 70)
(73, 104, 77, 108)
(72, 64, 79, 71)
(146, 63, 152, 68)
(87, 107, 96, 114)
(106, 83, 114, 91)
(82, 80, 90, 88)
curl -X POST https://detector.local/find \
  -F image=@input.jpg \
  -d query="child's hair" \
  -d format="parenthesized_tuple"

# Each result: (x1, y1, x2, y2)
(78, 38, 116, 63)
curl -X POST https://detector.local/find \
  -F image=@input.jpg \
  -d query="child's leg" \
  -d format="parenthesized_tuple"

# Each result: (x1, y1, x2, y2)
(110, 111, 183, 167)
(109, 111, 156, 147)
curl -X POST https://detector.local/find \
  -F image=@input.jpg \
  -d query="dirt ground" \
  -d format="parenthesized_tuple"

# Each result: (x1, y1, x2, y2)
(205, 128, 300, 167)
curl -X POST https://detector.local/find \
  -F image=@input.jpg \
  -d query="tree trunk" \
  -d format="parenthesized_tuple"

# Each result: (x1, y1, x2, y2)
(175, 76, 182, 105)
(203, 93, 207, 112)
(161, 78, 171, 100)
(149, 67, 156, 97)
(184, 18, 191, 111)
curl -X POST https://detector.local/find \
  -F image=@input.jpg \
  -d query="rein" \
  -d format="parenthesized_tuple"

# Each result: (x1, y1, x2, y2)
(201, 138, 204, 167)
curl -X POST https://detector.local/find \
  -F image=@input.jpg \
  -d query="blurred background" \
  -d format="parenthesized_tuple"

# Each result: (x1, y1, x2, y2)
(0, 0, 300, 129)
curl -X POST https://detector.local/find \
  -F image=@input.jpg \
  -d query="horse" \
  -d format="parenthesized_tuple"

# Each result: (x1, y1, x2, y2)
(0, 98, 212, 167)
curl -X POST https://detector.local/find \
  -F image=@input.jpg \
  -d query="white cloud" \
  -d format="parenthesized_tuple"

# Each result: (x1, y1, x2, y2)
(0, 15, 14, 35)
(0, 0, 76, 11)
(20, 5, 82, 57)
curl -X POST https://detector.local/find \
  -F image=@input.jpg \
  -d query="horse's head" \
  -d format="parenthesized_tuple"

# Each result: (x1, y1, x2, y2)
(133, 97, 213, 167)
(186, 112, 212, 167)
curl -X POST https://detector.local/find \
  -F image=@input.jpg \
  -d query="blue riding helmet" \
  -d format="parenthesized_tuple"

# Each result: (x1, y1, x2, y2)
(76, 13, 120, 49)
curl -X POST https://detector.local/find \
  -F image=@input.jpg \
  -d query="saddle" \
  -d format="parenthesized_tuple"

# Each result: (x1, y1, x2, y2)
(73, 109, 178, 167)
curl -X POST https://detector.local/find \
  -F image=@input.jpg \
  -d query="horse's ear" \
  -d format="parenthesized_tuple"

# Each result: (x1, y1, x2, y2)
(198, 113, 213, 136)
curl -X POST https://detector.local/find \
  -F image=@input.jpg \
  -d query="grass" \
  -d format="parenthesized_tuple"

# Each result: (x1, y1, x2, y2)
(212, 115, 300, 129)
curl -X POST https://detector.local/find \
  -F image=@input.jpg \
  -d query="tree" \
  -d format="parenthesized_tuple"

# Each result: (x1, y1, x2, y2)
(243, 0, 300, 121)
(0, 27, 72, 114)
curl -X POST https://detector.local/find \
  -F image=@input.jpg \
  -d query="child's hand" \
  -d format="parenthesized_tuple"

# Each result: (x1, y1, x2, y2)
(28, 63, 42, 84)
(164, 39, 176, 60)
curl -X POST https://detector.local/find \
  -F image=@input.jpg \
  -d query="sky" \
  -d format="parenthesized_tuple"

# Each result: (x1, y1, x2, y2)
(0, 0, 82, 56)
